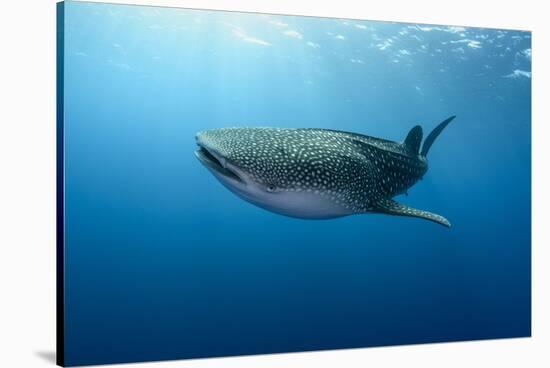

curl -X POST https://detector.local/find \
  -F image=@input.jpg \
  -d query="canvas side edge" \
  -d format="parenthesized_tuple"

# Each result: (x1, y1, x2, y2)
(56, 2, 66, 367)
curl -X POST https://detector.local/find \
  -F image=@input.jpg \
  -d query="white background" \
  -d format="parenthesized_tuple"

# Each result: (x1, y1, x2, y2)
(0, 0, 548, 367)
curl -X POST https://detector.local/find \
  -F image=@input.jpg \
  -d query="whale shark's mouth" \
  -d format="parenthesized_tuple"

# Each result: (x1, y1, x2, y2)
(195, 145, 244, 184)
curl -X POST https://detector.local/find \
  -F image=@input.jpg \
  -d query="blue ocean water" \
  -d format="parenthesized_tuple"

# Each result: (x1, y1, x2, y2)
(61, 1, 531, 365)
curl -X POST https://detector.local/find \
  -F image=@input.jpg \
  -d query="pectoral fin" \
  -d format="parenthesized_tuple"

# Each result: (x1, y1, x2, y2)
(373, 198, 451, 228)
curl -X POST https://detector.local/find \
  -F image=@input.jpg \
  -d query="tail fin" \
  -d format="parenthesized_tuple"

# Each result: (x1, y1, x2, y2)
(420, 115, 456, 157)
(403, 125, 423, 155)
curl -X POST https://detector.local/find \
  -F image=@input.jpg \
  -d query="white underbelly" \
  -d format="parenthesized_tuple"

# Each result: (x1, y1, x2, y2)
(210, 170, 353, 219)
(236, 188, 352, 219)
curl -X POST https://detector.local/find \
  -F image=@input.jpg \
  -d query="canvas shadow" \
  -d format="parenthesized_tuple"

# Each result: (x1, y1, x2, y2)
(35, 351, 56, 364)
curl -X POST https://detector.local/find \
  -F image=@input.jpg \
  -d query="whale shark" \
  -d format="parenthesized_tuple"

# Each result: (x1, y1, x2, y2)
(195, 116, 456, 227)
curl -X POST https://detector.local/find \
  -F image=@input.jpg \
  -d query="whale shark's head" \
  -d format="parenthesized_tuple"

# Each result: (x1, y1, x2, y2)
(194, 127, 351, 218)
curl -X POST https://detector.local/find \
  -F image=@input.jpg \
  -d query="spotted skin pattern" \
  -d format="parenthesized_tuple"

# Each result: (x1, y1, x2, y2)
(195, 116, 455, 227)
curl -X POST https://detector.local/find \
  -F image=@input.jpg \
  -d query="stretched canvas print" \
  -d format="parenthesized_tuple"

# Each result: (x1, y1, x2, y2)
(56, 1, 531, 366)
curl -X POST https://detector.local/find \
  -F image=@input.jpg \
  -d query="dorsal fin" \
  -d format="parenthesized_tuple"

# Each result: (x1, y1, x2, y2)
(421, 115, 456, 157)
(403, 125, 423, 155)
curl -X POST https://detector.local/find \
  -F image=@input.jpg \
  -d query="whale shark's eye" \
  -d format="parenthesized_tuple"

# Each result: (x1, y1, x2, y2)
(266, 185, 277, 192)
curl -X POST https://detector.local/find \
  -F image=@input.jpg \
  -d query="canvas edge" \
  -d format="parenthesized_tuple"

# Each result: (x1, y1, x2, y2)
(56, 1, 66, 367)
(67, 0, 532, 32)
(52, 2, 532, 365)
